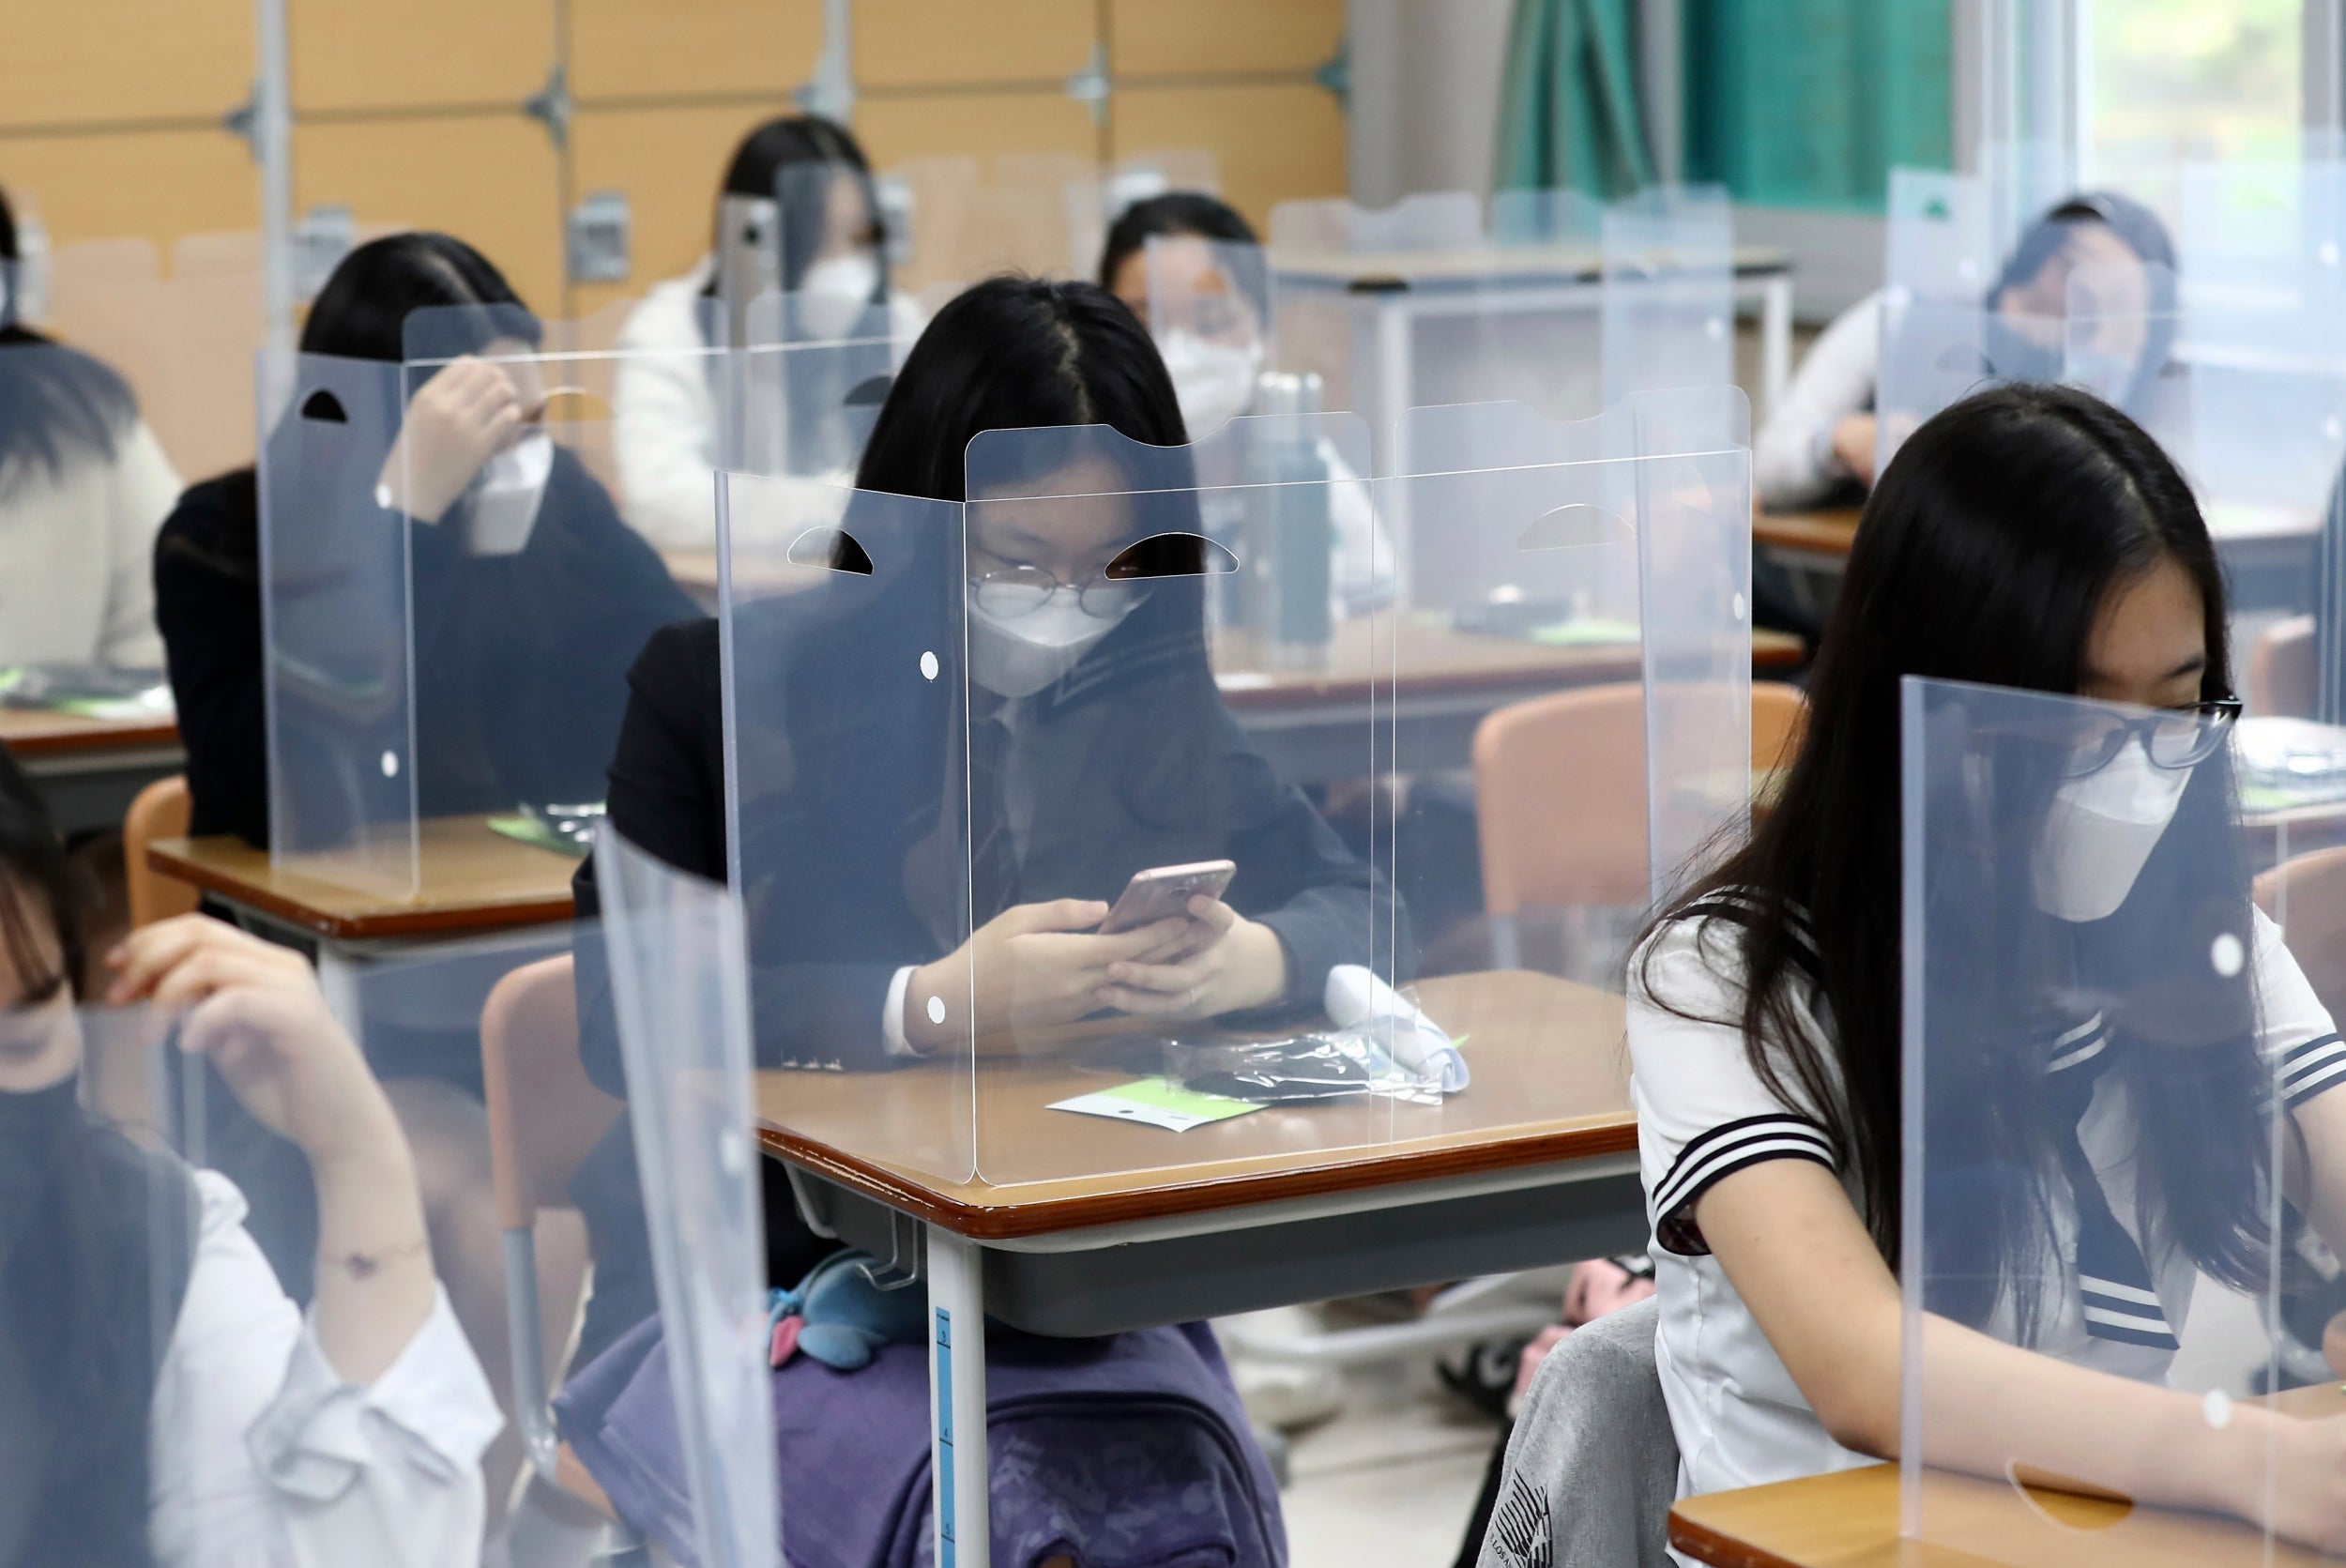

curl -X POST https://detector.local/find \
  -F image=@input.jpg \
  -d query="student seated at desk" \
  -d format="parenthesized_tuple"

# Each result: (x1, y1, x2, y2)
(0, 742, 500, 1565)
(1753, 192, 2174, 510)
(0, 185, 180, 671)
(1101, 190, 1392, 617)
(568, 274, 1400, 1362)
(1622, 384, 2346, 1557)
(155, 231, 698, 849)
(613, 114, 924, 552)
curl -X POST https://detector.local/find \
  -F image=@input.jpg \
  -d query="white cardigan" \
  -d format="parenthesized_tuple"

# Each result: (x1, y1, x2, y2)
(1751, 292, 1881, 511)
(0, 419, 180, 668)
(149, 1171, 503, 1568)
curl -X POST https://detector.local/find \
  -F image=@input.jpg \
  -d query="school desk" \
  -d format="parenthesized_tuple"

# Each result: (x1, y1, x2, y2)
(0, 707, 186, 835)
(1668, 1382, 2346, 1567)
(756, 967, 1644, 1568)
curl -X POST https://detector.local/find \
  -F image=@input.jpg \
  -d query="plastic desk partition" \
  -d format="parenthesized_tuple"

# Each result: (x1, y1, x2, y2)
(1897, 676, 2345, 1560)
(254, 313, 705, 903)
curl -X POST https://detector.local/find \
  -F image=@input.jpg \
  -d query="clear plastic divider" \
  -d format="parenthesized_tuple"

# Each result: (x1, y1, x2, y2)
(1600, 184, 1734, 409)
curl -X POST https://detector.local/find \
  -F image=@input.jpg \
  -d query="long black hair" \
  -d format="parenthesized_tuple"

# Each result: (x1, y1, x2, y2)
(856, 274, 1188, 502)
(703, 114, 889, 300)
(0, 184, 140, 488)
(299, 230, 537, 364)
(0, 740, 194, 1568)
(1640, 385, 2262, 1319)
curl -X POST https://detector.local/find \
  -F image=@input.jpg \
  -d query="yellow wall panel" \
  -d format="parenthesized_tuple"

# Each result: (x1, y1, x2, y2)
(1107, 0, 1343, 78)
(291, 0, 555, 114)
(1111, 83, 1347, 236)
(858, 93, 1102, 285)
(3, 0, 250, 129)
(856, 91, 1097, 171)
(853, 0, 1095, 88)
(571, 0, 823, 99)
(570, 101, 798, 309)
(296, 116, 564, 312)
(0, 130, 258, 250)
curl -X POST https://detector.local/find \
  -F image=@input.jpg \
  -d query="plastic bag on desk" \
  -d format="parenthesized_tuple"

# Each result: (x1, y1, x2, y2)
(1167, 964, 1472, 1106)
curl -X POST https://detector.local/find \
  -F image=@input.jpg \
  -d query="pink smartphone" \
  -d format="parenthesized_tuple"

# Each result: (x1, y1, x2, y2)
(1098, 860, 1237, 936)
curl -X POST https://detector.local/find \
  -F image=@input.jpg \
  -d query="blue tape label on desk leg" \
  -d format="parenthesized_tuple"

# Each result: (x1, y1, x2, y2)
(937, 1306, 955, 1564)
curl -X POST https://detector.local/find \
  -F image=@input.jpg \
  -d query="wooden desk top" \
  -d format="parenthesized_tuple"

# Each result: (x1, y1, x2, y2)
(1213, 617, 1800, 711)
(1754, 508, 1863, 559)
(0, 707, 181, 758)
(755, 968, 1637, 1241)
(146, 814, 577, 941)
(1272, 241, 1792, 289)
(1669, 1384, 2346, 1567)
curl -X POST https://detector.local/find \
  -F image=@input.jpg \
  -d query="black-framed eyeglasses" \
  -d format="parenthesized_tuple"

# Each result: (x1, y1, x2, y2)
(2060, 697, 2242, 778)
(969, 565, 1152, 622)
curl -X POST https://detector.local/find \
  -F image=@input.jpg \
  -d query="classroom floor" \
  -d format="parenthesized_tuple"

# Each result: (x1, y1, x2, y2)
(1226, 1307, 1511, 1568)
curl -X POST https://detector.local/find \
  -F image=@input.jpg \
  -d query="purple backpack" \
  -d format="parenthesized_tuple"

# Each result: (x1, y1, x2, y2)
(558, 1317, 1287, 1568)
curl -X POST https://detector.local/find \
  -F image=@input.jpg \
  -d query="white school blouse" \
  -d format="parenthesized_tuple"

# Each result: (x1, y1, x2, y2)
(0, 420, 180, 669)
(148, 1170, 504, 1568)
(1626, 899, 2344, 1567)
(1751, 293, 1880, 511)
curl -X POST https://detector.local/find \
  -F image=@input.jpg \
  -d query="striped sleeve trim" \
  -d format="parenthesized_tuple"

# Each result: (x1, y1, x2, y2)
(2281, 1033, 2346, 1110)
(1652, 1114, 1837, 1256)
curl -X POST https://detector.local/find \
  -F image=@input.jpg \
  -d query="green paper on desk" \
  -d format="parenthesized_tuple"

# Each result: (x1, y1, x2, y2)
(1049, 1076, 1265, 1133)
(486, 814, 589, 858)
(1528, 618, 1641, 647)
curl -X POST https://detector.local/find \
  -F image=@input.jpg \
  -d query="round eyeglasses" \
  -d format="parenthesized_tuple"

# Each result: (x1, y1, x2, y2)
(970, 565, 1151, 621)
(2059, 697, 2241, 778)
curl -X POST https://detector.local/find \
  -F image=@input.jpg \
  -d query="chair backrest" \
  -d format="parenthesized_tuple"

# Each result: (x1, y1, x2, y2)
(2256, 845, 2346, 1025)
(480, 953, 621, 1230)
(1477, 1295, 1676, 1568)
(2250, 615, 2318, 719)
(1475, 684, 1651, 915)
(1475, 684, 1803, 917)
(123, 774, 198, 928)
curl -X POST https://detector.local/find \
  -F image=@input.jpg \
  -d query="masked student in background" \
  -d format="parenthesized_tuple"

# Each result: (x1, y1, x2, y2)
(564, 275, 1401, 1366)
(1752, 191, 2176, 511)
(1568, 384, 2346, 1566)
(0, 185, 181, 672)
(149, 230, 695, 1514)
(1101, 191, 1394, 619)
(612, 114, 928, 554)
(0, 741, 501, 1566)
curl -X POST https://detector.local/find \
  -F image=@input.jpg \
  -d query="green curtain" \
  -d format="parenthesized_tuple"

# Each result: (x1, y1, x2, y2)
(1682, 0, 1951, 210)
(1494, 0, 1656, 200)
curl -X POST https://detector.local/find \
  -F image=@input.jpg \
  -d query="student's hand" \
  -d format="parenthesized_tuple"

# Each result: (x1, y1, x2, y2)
(105, 917, 405, 1176)
(374, 356, 526, 525)
(1829, 414, 1879, 487)
(905, 900, 1195, 1050)
(1097, 896, 1289, 1021)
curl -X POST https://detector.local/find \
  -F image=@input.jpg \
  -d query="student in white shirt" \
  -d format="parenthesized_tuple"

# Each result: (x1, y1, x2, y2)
(1753, 190, 2176, 510)
(0, 741, 500, 1565)
(0, 188, 179, 670)
(1628, 382, 2346, 1557)
(612, 114, 922, 552)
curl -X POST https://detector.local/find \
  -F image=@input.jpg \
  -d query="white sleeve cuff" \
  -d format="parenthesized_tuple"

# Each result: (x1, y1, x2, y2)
(882, 965, 922, 1059)
(245, 1285, 504, 1502)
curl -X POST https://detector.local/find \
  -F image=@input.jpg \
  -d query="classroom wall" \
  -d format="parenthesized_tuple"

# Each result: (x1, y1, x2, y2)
(5, 0, 1349, 330)
(1346, 0, 1515, 208)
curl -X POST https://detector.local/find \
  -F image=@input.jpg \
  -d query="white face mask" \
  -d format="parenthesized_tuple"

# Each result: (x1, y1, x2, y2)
(796, 252, 882, 341)
(1158, 327, 1263, 437)
(465, 432, 554, 557)
(2031, 734, 2192, 922)
(966, 590, 1127, 699)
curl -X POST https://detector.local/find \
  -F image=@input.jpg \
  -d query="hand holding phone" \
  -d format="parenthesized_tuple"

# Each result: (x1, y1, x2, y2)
(1098, 860, 1237, 936)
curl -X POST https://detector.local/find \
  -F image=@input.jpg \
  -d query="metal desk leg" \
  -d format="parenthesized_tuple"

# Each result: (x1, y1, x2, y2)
(1760, 274, 1794, 421)
(314, 944, 365, 1039)
(929, 1227, 990, 1568)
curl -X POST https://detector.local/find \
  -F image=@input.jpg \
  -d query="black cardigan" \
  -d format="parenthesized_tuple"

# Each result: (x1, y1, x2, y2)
(154, 450, 698, 845)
